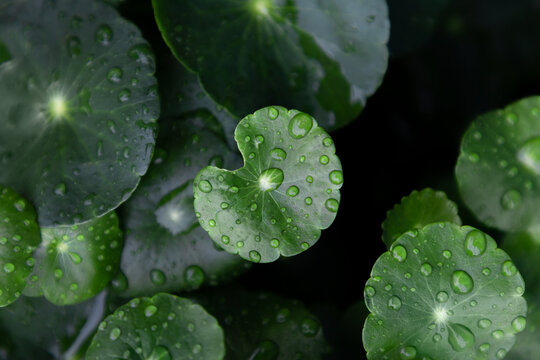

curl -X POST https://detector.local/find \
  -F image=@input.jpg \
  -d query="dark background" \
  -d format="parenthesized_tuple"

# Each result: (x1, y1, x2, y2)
(119, 0, 540, 357)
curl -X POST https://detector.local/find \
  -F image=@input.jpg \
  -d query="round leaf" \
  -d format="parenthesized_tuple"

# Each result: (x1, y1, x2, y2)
(118, 116, 249, 297)
(382, 188, 461, 248)
(86, 293, 225, 360)
(196, 290, 329, 359)
(363, 222, 527, 360)
(24, 212, 123, 305)
(193, 106, 343, 263)
(0, 0, 159, 226)
(456, 96, 540, 232)
(0, 185, 41, 306)
(152, 0, 389, 130)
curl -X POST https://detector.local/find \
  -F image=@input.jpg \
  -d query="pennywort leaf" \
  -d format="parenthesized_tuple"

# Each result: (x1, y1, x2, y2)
(456, 96, 540, 232)
(363, 222, 527, 360)
(0, 185, 41, 307)
(0, 0, 159, 226)
(86, 293, 225, 360)
(118, 116, 248, 297)
(193, 106, 343, 263)
(24, 212, 123, 305)
(382, 188, 461, 248)
(152, 0, 389, 130)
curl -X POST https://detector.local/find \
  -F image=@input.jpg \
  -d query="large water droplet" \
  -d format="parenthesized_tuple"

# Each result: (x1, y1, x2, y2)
(388, 295, 402, 310)
(268, 107, 279, 120)
(286, 185, 299, 197)
(392, 245, 407, 262)
(107, 67, 123, 83)
(300, 317, 320, 337)
(501, 189, 522, 210)
(184, 265, 205, 288)
(325, 198, 339, 212)
(249, 250, 261, 263)
(270, 148, 287, 161)
(464, 230, 487, 257)
(329, 170, 343, 185)
(511, 316, 526, 333)
(420, 263, 433, 276)
(109, 327, 121, 341)
(3, 263, 14, 273)
(145, 305, 157, 317)
(95, 24, 113, 46)
(150, 269, 166, 285)
(518, 136, 540, 174)
(448, 323, 475, 351)
(288, 113, 313, 139)
(399, 346, 416, 360)
(501, 260, 517, 276)
(197, 180, 213, 193)
(451, 270, 474, 294)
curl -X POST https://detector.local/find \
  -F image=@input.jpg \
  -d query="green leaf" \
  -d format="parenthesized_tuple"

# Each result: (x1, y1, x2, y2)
(506, 300, 538, 360)
(363, 222, 527, 360)
(24, 212, 123, 305)
(152, 0, 389, 131)
(0, 185, 41, 307)
(86, 293, 225, 360)
(118, 116, 249, 297)
(158, 51, 238, 148)
(0, 0, 159, 226)
(0, 292, 105, 359)
(456, 96, 540, 232)
(193, 106, 343, 263)
(196, 290, 329, 359)
(382, 188, 462, 248)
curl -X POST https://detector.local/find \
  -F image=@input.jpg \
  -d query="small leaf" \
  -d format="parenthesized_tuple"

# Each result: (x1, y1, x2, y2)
(456, 96, 540, 232)
(193, 106, 343, 263)
(0, 0, 159, 226)
(86, 293, 225, 360)
(118, 116, 249, 297)
(363, 222, 527, 360)
(24, 212, 123, 305)
(196, 290, 329, 359)
(152, 0, 389, 130)
(382, 188, 461, 248)
(0, 185, 41, 307)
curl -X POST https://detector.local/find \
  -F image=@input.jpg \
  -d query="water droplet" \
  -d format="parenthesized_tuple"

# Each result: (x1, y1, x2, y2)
(107, 67, 123, 83)
(54, 268, 63, 279)
(420, 263, 433, 276)
(268, 107, 279, 120)
(258, 168, 284, 192)
(300, 317, 320, 337)
(464, 230, 487, 256)
(451, 270, 474, 294)
(501, 260, 517, 276)
(448, 323, 475, 351)
(54, 183, 66, 196)
(323, 137, 333, 147)
(95, 24, 113, 46)
(270, 239, 280, 248)
(399, 346, 416, 360)
(221, 235, 230, 244)
(365, 286, 376, 297)
(392, 245, 407, 262)
(118, 89, 131, 102)
(329, 170, 343, 185)
(442, 250, 452, 259)
(69, 252, 82, 264)
(518, 136, 540, 175)
(501, 189, 522, 210)
(109, 327, 121, 341)
(478, 319, 492, 329)
(496, 349, 507, 359)
(128, 44, 153, 65)
(436, 291, 449, 303)
(184, 265, 205, 288)
(511, 316, 526, 333)
(304, 197, 312, 205)
(270, 148, 287, 161)
(288, 113, 313, 139)
(286, 185, 299, 197)
(249, 250, 261, 263)
(198, 180, 213, 193)
(145, 305, 157, 317)
(492, 329, 504, 339)
(479, 343, 490, 353)
(3, 263, 14, 273)
(388, 296, 402, 310)
(319, 155, 329, 165)
(325, 198, 339, 212)
(150, 269, 166, 285)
